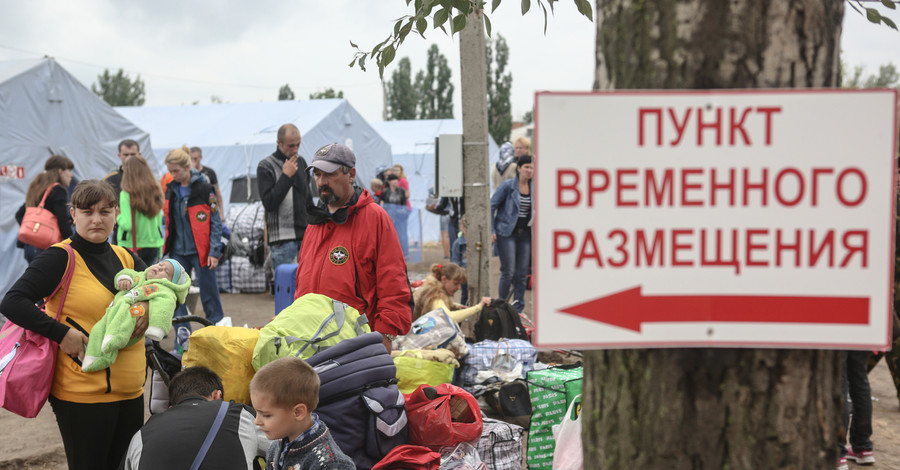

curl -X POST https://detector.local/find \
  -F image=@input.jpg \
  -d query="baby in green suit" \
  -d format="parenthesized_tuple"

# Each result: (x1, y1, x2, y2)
(82, 259, 191, 372)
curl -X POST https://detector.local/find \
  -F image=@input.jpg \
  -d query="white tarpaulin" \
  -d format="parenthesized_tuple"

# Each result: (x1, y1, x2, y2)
(0, 58, 156, 296)
(369, 119, 499, 243)
(115, 99, 392, 209)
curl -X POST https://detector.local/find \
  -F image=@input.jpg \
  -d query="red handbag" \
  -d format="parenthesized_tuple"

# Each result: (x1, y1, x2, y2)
(0, 243, 75, 418)
(18, 183, 63, 249)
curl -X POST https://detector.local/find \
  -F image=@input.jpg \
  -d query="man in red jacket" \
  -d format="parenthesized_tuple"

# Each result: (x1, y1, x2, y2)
(295, 143, 413, 351)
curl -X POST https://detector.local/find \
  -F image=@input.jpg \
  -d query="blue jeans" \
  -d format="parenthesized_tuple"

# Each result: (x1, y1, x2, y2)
(497, 227, 531, 312)
(171, 253, 224, 324)
(270, 239, 301, 270)
(448, 219, 459, 254)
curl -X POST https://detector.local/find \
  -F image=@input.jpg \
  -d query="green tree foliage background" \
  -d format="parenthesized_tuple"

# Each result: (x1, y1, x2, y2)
(415, 44, 454, 119)
(385, 57, 418, 120)
(486, 34, 513, 144)
(843, 62, 900, 89)
(92, 68, 145, 106)
(309, 88, 345, 99)
(278, 84, 295, 100)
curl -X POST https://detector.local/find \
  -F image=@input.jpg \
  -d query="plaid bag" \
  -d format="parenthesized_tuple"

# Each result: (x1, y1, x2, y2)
(224, 203, 265, 265)
(216, 259, 235, 293)
(459, 339, 538, 389)
(230, 256, 266, 293)
(477, 417, 525, 470)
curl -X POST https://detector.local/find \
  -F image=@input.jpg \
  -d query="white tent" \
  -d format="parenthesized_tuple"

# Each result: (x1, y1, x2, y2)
(0, 58, 155, 295)
(369, 119, 499, 243)
(116, 99, 392, 207)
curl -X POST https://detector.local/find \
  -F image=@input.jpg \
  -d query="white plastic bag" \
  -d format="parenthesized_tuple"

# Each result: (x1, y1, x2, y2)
(439, 442, 487, 470)
(552, 394, 583, 470)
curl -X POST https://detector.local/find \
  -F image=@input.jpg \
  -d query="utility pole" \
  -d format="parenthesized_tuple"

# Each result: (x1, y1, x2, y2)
(458, 6, 492, 302)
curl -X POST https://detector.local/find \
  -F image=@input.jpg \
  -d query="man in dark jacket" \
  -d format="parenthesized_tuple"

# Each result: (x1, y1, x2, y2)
(257, 124, 310, 274)
(120, 366, 270, 470)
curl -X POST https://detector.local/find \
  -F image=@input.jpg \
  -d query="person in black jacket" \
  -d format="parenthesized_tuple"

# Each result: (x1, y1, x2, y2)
(121, 366, 270, 470)
(16, 155, 75, 262)
(257, 123, 311, 275)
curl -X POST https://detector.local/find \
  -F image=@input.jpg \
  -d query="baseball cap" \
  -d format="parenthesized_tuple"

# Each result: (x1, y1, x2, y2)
(308, 143, 356, 173)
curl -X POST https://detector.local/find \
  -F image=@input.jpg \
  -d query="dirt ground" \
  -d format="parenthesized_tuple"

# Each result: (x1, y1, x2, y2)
(2, 244, 900, 469)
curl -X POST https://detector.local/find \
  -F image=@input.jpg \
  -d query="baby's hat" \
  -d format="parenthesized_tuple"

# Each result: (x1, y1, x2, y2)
(163, 259, 188, 285)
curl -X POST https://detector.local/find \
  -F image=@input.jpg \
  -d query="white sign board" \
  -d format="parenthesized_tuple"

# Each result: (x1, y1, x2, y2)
(534, 90, 898, 349)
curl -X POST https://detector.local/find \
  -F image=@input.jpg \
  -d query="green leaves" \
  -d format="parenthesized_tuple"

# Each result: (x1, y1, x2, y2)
(865, 7, 899, 30)
(382, 45, 397, 68)
(452, 13, 467, 33)
(349, 0, 598, 78)
(434, 7, 450, 28)
(867, 7, 881, 23)
(451, 0, 468, 10)
(573, 0, 593, 21)
(850, 0, 898, 31)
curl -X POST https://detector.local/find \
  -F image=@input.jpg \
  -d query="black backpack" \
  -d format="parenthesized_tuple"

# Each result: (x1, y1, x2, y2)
(474, 299, 528, 342)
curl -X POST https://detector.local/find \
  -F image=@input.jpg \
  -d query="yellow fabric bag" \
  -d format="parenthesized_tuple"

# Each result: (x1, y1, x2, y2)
(182, 326, 260, 405)
(393, 350, 456, 394)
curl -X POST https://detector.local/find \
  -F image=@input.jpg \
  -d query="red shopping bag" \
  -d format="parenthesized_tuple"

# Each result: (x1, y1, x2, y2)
(404, 383, 483, 449)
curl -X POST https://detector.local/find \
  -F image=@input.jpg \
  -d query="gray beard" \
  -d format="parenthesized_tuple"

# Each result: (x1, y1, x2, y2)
(319, 192, 338, 206)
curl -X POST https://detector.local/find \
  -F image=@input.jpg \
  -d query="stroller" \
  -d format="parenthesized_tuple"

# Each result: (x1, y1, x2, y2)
(145, 314, 213, 414)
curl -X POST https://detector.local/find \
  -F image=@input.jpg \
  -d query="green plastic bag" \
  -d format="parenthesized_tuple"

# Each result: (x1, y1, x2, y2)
(393, 352, 456, 394)
(252, 293, 370, 370)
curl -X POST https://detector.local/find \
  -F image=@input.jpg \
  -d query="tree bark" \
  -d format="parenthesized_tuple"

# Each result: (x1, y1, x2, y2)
(586, 1, 844, 468)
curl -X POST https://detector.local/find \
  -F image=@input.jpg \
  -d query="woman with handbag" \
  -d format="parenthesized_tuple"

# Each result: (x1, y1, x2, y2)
(117, 155, 165, 266)
(1, 180, 149, 470)
(15, 155, 75, 262)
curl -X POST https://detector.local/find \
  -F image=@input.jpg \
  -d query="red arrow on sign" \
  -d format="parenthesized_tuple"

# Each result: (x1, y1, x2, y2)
(559, 286, 870, 332)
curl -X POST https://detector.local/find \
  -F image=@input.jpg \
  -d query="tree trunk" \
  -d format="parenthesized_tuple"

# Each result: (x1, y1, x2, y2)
(586, 1, 844, 468)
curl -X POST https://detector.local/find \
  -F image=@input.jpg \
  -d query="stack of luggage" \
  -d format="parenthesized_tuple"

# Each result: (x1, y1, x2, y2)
(172, 287, 583, 469)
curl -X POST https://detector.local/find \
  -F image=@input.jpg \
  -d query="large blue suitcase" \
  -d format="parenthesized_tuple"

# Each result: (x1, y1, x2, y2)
(274, 263, 298, 315)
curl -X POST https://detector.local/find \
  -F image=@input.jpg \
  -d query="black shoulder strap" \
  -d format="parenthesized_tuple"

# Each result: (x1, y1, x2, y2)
(190, 401, 229, 470)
